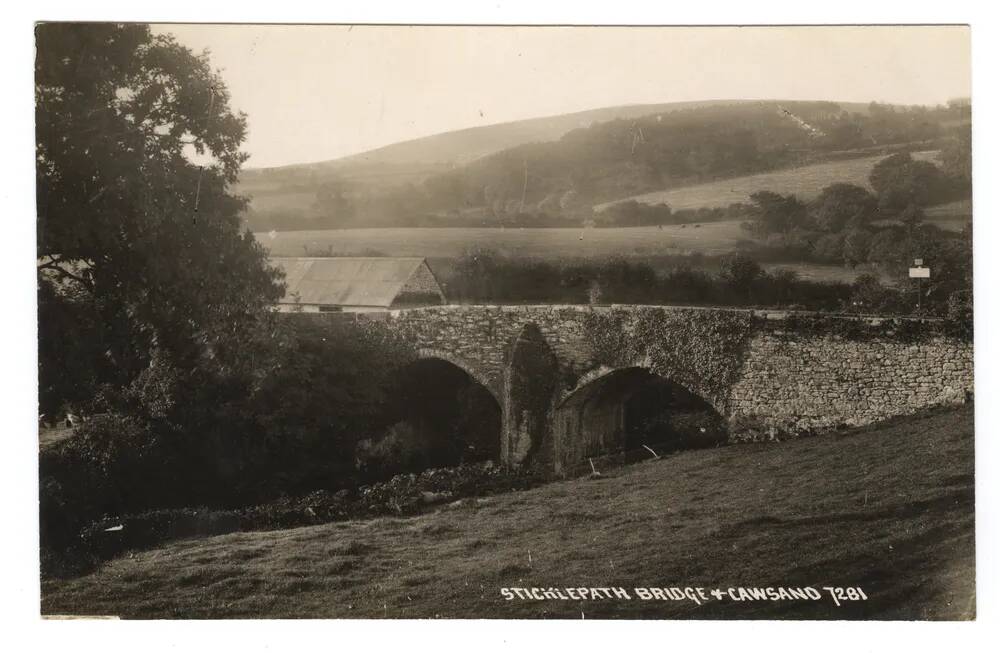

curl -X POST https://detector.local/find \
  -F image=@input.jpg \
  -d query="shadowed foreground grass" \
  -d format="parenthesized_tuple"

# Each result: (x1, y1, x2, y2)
(41, 405, 975, 620)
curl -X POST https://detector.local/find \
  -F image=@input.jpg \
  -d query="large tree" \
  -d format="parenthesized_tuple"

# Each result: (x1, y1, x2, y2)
(868, 152, 949, 213)
(718, 252, 763, 302)
(36, 24, 283, 414)
(744, 190, 809, 235)
(940, 127, 972, 194)
(809, 183, 878, 232)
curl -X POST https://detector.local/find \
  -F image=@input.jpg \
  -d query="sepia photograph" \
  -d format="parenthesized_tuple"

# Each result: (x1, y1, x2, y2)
(31, 21, 977, 621)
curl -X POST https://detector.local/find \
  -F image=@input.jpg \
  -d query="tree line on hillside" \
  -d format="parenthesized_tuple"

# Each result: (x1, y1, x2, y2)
(246, 100, 969, 231)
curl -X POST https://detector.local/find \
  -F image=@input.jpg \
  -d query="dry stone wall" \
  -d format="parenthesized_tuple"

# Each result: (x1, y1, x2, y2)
(728, 331, 973, 438)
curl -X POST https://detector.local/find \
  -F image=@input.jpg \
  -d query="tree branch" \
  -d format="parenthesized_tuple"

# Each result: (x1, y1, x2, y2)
(38, 255, 94, 292)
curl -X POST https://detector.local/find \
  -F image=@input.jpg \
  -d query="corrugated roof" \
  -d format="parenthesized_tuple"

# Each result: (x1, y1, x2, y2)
(271, 257, 432, 307)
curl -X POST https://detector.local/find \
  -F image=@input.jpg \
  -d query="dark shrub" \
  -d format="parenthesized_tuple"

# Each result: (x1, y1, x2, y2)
(946, 289, 973, 339)
(39, 413, 179, 565)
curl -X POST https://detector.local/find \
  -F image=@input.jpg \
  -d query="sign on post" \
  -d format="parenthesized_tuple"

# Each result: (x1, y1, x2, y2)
(909, 259, 931, 311)
(910, 259, 930, 279)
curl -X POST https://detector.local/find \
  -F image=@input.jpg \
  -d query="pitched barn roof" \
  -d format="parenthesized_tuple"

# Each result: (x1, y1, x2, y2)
(271, 257, 439, 308)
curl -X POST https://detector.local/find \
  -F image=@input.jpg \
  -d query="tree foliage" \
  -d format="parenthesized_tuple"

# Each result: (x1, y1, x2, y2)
(940, 127, 972, 190)
(744, 191, 808, 235)
(868, 152, 950, 213)
(718, 253, 764, 299)
(36, 23, 283, 411)
(842, 229, 874, 267)
(809, 183, 878, 232)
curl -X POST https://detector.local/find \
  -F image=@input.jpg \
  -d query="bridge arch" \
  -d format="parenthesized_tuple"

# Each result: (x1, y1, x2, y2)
(357, 353, 504, 476)
(414, 347, 502, 406)
(552, 365, 726, 473)
(560, 360, 728, 417)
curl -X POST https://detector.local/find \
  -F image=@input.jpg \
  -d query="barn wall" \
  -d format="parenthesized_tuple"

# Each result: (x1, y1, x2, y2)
(395, 262, 446, 305)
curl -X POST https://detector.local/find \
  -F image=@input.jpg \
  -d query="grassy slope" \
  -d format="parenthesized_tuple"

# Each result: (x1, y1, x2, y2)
(41, 406, 975, 620)
(595, 151, 940, 212)
(38, 426, 74, 449)
(923, 199, 973, 231)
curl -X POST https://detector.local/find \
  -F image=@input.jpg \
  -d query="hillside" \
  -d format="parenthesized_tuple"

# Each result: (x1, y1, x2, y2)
(238, 100, 790, 226)
(42, 405, 974, 619)
(239, 99, 967, 232)
(242, 100, 773, 178)
(236, 100, 761, 214)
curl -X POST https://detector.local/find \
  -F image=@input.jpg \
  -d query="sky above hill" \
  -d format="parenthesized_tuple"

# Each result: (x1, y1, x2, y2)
(154, 25, 971, 169)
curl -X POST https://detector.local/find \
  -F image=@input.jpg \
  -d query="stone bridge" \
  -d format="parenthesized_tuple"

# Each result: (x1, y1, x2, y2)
(291, 305, 973, 475)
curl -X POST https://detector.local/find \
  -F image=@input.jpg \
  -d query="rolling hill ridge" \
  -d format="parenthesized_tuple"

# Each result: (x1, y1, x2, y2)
(238, 99, 967, 232)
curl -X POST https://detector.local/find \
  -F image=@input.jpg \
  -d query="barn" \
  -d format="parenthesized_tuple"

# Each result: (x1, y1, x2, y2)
(270, 257, 446, 313)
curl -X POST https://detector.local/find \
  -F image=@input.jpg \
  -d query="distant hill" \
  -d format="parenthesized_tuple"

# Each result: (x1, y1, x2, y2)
(238, 99, 965, 231)
(237, 100, 818, 212)
(244, 100, 760, 175)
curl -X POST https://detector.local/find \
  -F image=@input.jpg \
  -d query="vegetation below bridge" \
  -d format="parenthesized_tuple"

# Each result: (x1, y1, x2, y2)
(42, 405, 974, 619)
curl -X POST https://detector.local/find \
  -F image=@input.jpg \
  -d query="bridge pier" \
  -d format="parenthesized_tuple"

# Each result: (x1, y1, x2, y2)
(501, 324, 559, 469)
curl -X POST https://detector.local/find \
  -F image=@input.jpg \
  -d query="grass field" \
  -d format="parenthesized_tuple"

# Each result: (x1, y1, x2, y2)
(595, 151, 940, 212)
(924, 199, 973, 232)
(38, 426, 74, 449)
(760, 262, 892, 284)
(926, 198, 972, 218)
(41, 405, 975, 619)
(871, 199, 971, 234)
(256, 224, 897, 285)
(257, 222, 751, 259)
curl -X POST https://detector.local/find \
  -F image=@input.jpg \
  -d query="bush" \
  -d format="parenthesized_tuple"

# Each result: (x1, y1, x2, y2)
(718, 253, 764, 301)
(842, 229, 873, 267)
(946, 289, 973, 339)
(38, 412, 192, 569)
(79, 507, 242, 564)
(246, 318, 416, 494)
(812, 232, 845, 263)
(356, 422, 438, 478)
(842, 273, 905, 314)
(660, 267, 718, 304)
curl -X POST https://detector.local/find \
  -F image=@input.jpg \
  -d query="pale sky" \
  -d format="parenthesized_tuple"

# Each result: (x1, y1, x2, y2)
(153, 25, 971, 169)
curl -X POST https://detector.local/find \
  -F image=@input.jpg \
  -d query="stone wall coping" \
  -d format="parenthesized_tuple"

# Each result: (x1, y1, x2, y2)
(379, 303, 946, 325)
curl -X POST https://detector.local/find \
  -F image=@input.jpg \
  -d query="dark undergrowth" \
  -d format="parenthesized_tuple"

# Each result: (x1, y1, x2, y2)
(42, 404, 974, 619)
(42, 461, 546, 580)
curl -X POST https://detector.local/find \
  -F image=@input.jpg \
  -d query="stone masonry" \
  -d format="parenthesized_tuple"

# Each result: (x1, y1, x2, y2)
(294, 305, 974, 474)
